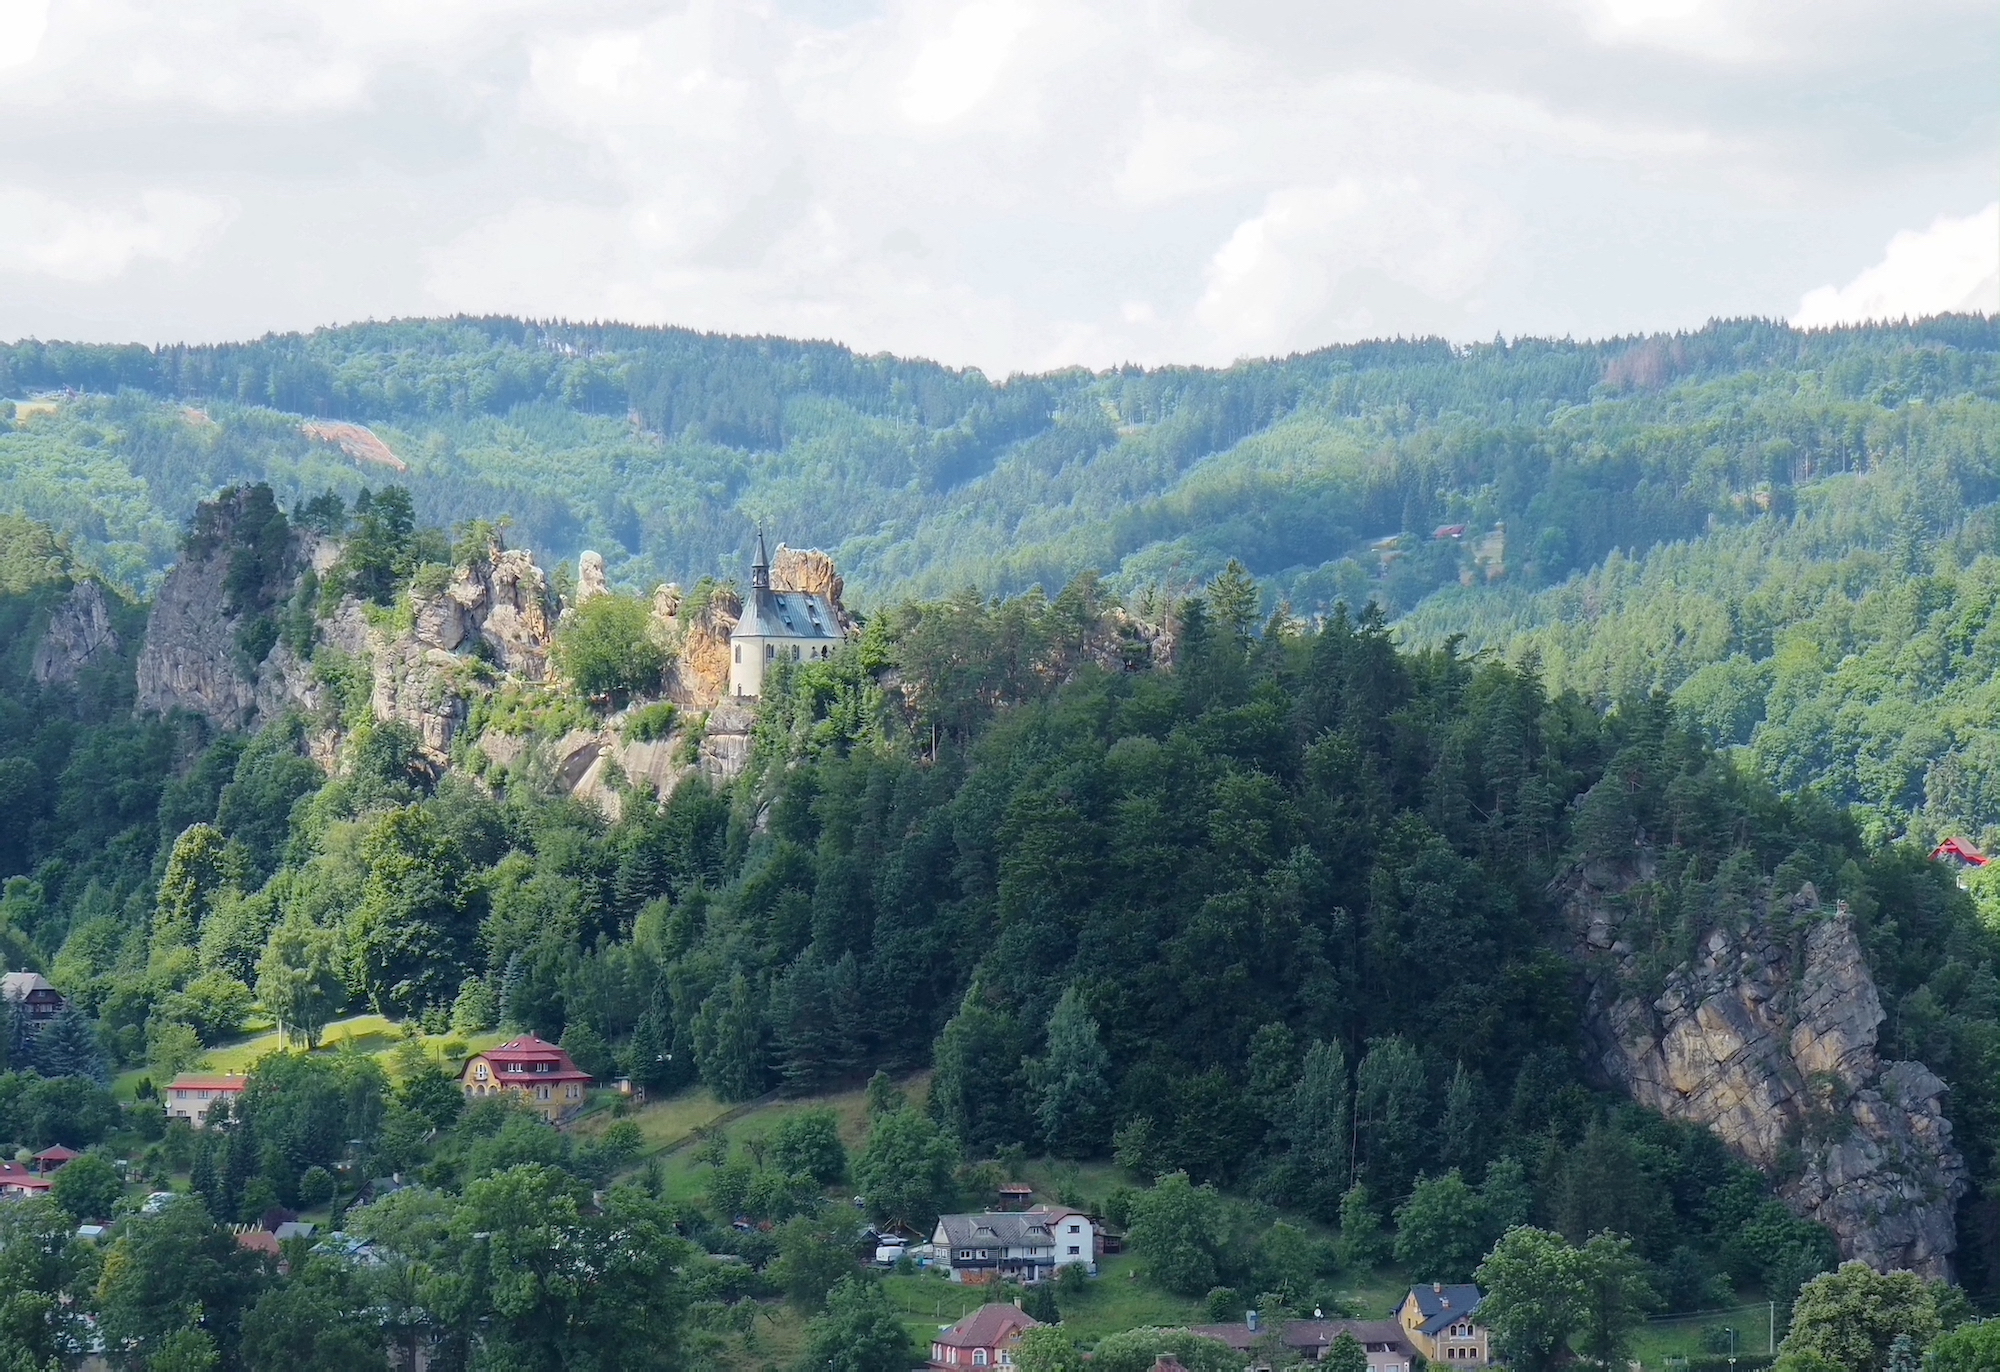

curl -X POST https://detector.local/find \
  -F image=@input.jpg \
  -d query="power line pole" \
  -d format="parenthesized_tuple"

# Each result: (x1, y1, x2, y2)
(1768, 1300, 1776, 1354)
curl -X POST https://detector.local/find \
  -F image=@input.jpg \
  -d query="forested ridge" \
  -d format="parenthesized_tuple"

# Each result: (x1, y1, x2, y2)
(4, 316, 2000, 1369)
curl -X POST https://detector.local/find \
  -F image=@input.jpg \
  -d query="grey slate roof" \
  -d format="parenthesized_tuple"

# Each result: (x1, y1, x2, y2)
(1407, 1284, 1485, 1335)
(732, 587, 843, 642)
(936, 1212, 1057, 1248)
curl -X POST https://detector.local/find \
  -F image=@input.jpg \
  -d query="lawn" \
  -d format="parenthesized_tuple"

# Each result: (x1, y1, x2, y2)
(112, 1014, 509, 1100)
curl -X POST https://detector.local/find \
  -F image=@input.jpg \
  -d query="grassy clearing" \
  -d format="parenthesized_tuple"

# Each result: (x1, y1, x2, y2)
(112, 1015, 508, 1100)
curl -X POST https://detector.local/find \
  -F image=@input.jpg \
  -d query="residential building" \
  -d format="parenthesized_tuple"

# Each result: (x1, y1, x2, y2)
(1397, 1284, 1492, 1366)
(0, 1161, 52, 1197)
(166, 1073, 247, 1128)
(1189, 1317, 1417, 1371)
(2, 971, 64, 1023)
(459, 1034, 593, 1121)
(727, 533, 845, 699)
(932, 1205, 1100, 1284)
(928, 1303, 1041, 1369)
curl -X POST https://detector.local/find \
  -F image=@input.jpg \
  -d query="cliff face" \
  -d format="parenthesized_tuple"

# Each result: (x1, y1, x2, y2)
(1570, 865, 1966, 1277)
(32, 580, 124, 685)
(135, 494, 284, 728)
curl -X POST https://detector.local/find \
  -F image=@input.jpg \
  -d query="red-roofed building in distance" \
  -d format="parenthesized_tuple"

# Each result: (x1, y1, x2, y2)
(166, 1073, 247, 1128)
(0, 1161, 52, 1196)
(460, 1034, 593, 1121)
(32, 1145, 79, 1173)
(929, 1303, 1041, 1369)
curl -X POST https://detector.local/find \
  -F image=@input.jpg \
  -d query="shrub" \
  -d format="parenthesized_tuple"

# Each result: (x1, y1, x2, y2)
(554, 594, 665, 698)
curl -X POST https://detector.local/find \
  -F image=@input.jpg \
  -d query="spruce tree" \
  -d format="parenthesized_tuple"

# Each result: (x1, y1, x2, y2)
(32, 1004, 108, 1082)
(1033, 987, 1111, 1158)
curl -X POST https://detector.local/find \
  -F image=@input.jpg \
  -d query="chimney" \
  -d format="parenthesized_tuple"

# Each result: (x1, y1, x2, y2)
(1433, 1282, 1444, 1294)
(1013, 1298, 1023, 1310)
(1246, 1311, 1259, 1333)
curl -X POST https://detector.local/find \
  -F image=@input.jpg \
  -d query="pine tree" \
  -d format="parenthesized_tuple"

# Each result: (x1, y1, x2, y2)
(1282, 1040, 1352, 1220)
(1033, 987, 1112, 1158)
(31, 1004, 108, 1082)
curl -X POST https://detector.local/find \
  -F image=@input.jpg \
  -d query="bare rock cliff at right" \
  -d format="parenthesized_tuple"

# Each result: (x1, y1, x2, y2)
(1568, 863, 1966, 1278)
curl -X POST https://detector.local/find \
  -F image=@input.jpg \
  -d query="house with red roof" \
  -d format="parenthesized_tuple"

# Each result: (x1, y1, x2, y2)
(928, 1303, 1041, 1369)
(0, 1161, 53, 1196)
(460, 1034, 593, 1121)
(166, 1073, 247, 1128)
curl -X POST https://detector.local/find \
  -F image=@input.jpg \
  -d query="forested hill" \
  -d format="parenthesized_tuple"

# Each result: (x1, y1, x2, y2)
(4, 315, 1997, 615)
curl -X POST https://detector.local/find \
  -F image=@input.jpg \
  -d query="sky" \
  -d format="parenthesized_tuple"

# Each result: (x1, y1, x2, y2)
(0, 0, 1993, 375)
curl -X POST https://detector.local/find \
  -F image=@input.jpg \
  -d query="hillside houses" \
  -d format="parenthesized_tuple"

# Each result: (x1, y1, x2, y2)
(932, 1205, 1100, 1285)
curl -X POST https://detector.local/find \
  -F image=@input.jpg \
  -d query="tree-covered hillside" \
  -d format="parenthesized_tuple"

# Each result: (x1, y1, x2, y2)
(5, 316, 1997, 617)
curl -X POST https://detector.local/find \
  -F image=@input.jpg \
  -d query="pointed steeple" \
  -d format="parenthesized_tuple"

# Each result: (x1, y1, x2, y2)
(751, 529, 771, 591)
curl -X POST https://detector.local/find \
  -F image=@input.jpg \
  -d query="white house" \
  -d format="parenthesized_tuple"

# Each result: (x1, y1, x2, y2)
(727, 533, 845, 700)
(932, 1205, 1100, 1284)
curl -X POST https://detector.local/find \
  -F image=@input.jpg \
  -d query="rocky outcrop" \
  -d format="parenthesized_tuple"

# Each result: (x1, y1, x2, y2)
(413, 549, 556, 681)
(1571, 867, 1966, 1277)
(577, 550, 609, 603)
(137, 502, 271, 727)
(32, 580, 123, 684)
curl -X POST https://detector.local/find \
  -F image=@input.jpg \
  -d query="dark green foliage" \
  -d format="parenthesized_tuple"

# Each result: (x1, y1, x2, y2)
(794, 1275, 915, 1372)
(769, 1108, 847, 1185)
(94, 1197, 267, 1369)
(853, 1108, 959, 1227)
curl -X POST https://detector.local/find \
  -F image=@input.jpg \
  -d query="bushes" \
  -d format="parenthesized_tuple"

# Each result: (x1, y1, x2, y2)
(554, 594, 665, 699)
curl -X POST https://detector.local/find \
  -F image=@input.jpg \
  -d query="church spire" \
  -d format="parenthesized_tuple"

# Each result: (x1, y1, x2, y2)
(751, 529, 771, 591)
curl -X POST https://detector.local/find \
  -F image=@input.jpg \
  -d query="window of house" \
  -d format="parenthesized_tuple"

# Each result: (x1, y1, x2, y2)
(1066, 1246, 1079, 1255)
(765, 644, 775, 660)
(734, 644, 741, 663)
(1067, 1224, 1079, 1232)
(973, 1351, 987, 1367)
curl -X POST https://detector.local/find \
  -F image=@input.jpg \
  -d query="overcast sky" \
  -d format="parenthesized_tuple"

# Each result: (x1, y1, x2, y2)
(0, 0, 1993, 374)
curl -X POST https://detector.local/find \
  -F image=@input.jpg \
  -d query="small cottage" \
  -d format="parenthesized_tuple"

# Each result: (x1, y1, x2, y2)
(1, 971, 64, 1023)
(460, 1034, 593, 1121)
(166, 1073, 247, 1128)
(928, 1303, 1041, 1369)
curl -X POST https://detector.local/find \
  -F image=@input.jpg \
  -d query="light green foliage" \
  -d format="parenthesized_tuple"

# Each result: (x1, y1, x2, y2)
(93, 1198, 267, 1368)
(1335, 1184, 1390, 1270)
(1777, 1262, 1943, 1372)
(1085, 1328, 1242, 1372)
(623, 700, 677, 742)
(853, 1107, 959, 1227)
(153, 824, 239, 955)
(146, 1020, 208, 1082)
(555, 593, 667, 698)
(1014, 1326, 1088, 1372)
(1926, 1319, 2000, 1371)
(49, 1152, 121, 1222)
(1322, 1332, 1368, 1372)
(257, 915, 345, 1049)
(1475, 1226, 1587, 1372)
(1127, 1171, 1227, 1297)
(1394, 1171, 1490, 1284)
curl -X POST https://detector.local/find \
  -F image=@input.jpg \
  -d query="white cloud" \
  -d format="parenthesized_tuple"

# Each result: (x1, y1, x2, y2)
(0, 0, 47, 70)
(900, 1, 1037, 125)
(0, 188, 234, 282)
(1195, 181, 1510, 357)
(0, 0, 1989, 366)
(1793, 204, 2000, 328)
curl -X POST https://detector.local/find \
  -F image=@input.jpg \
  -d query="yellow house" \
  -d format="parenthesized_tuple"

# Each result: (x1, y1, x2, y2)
(460, 1034, 592, 1122)
(1397, 1283, 1492, 1366)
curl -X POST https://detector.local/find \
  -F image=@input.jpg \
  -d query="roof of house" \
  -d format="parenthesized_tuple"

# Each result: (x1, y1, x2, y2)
(235, 1229, 282, 1256)
(1932, 837, 1989, 866)
(1405, 1284, 1486, 1335)
(733, 586, 844, 642)
(0, 1162, 53, 1191)
(1, 971, 58, 999)
(1191, 1319, 1414, 1354)
(33, 1146, 80, 1163)
(936, 1304, 1042, 1349)
(167, 1074, 247, 1092)
(470, 1036, 593, 1083)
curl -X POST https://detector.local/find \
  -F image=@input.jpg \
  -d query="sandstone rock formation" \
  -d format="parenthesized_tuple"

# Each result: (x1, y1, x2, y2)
(1569, 866, 1966, 1277)
(136, 498, 274, 728)
(577, 550, 609, 603)
(32, 580, 123, 684)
